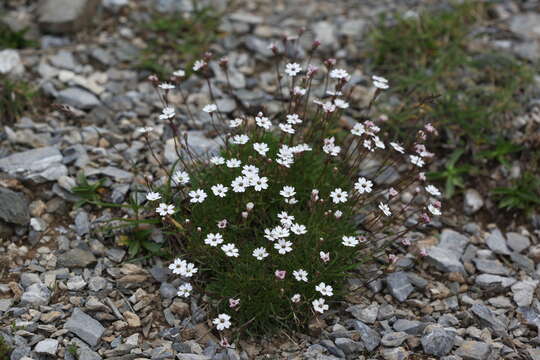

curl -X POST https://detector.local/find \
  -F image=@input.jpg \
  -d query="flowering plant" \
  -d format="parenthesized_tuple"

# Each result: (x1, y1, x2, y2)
(131, 39, 441, 339)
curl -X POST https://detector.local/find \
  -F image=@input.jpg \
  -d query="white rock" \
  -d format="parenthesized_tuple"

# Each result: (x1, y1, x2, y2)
(0, 49, 24, 77)
(35, 339, 59, 355)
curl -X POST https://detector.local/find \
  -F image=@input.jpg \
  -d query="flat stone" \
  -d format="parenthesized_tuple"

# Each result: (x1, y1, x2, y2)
(510, 13, 540, 39)
(381, 347, 409, 360)
(64, 308, 105, 347)
(57, 87, 101, 110)
(393, 319, 427, 335)
(346, 303, 378, 324)
(351, 320, 380, 351)
(511, 279, 538, 307)
(455, 341, 492, 360)
(88, 276, 107, 292)
(386, 271, 414, 302)
(21, 283, 51, 306)
(49, 50, 79, 71)
(475, 274, 516, 288)
(0, 146, 67, 183)
(472, 258, 511, 275)
(0, 49, 24, 77)
(0, 187, 30, 225)
(78, 347, 103, 360)
(21, 272, 42, 288)
(67, 275, 87, 291)
(506, 232, 530, 253)
(485, 229, 511, 255)
(0, 298, 14, 312)
(334, 337, 363, 354)
(381, 331, 408, 347)
(38, 0, 100, 34)
(426, 247, 465, 273)
(35, 339, 59, 355)
(421, 325, 455, 357)
(470, 304, 507, 336)
(85, 167, 133, 182)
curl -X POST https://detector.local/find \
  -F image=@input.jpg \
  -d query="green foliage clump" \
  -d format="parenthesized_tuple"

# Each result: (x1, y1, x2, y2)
(0, 23, 35, 49)
(493, 172, 540, 214)
(0, 75, 38, 123)
(368, 1, 533, 211)
(0, 335, 12, 359)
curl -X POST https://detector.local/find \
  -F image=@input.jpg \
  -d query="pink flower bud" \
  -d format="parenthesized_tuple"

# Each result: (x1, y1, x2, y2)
(275, 270, 286, 279)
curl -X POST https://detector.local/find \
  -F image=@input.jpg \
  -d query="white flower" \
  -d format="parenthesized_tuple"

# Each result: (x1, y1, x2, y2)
(274, 239, 293, 254)
(242, 165, 259, 177)
(226, 158, 241, 168)
(312, 298, 329, 313)
(410, 155, 425, 167)
(255, 112, 272, 130)
(372, 75, 389, 89)
(315, 282, 334, 297)
(211, 184, 228, 197)
(330, 188, 348, 204)
(291, 294, 301, 303)
(330, 68, 349, 80)
(291, 223, 307, 235)
(159, 82, 175, 90)
(205, 233, 224, 247)
(285, 62, 301, 77)
(252, 177, 268, 192)
(231, 176, 247, 193)
(217, 219, 228, 229)
(252, 247, 269, 260)
(373, 135, 385, 149)
(322, 101, 336, 113)
(342, 236, 359, 247)
(293, 86, 306, 96)
(264, 228, 276, 241)
(351, 123, 365, 136)
(221, 243, 239, 257)
(189, 189, 208, 203)
(390, 142, 405, 154)
(213, 313, 231, 331)
(354, 177, 373, 194)
(293, 269, 308, 282)
(159, 106, 175, 120)
(253, 142, 269, 156)
(193, 60, 206, 71)
(168, 259, 186, 274)
(156, 203, 175, 216)
(173, 69, 185, 77)
(285, 197, 298, 205)
(280, 186, 296, 198)
(229, 118, 242, 128)
(363, 139, 373, 151)
(428, 203, 442, 216)
(334, 210, 343, 218)
(279, 123, 295, 134)
(378, 202, 392, 216)
(203, 104, 217, 113)
(334, 99, 349, 109)
(272, 225, 290, 239)
(320, 251, 330, 262)
(286, 114, 302, 124)
(278, 212, 295, 228)
(323, 137, 341, 156)
(172, 170, 190, 185)
(177, 283, 192, 297)
(425, 185, 441, 197)
(232, 134, 249, 144)
(137, 126, 153, 133)
(146, 192, 161, 201)
(210, 156, 225, 165)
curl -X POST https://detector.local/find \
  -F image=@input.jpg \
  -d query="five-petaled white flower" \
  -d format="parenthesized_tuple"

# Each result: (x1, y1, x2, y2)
(330, 68, 349, 80)
(342, 236, 359, 247)
(211, 184, 228, 197)
(252, 247, 268, 260)
(278, 212, 295, 228)
(293, 269, 308, 282)
(193, 60, 206, 71)
(203, 104, 217, 113)
(286, 114, 302, 124)
(222, 243, 239, 257)
(210, 156, 225, 165)
(315, 282, 334, 297)
(253, 142, 269, 156)
(285, 63, 302, 77)
(410, 155, 425, 167)
(379, 202, 392, 216)
(252, 177, 269, 192)
(189, 189, 208, 203)
(255, 112, 272, 130)
(205, 233, 224, 247)
(213, 313, 231, 331)
(320, 251, 330, 263)
(159, 82, 175, 90)
(226, 158, 241, 168)
(425, 185, 441, 197)
(274, 239, 293, 254)
(177, 283, 192, 298)
(159, 106, 175, 120)
(156, 203, 175, 216)
(146, 192, 161, 201)
(390, 142, 405, 154)
(291, 223, 307, 235)
(354, 177, 373, 194)
(280, 185, 296, 198)
(334, 99, 349, 109)
(372, 75, 389, 89)
(330, 188, 348, 204)
(232, 134, 249, 144)
(279, 123, 295, 134)
(351, 123, 365, 136)
(291, 294, 301, 303)
(428, 203, 442, 216)
(172, 170, 190, 185)
(173, 69, 185, 77)
(229, 118, 243, 128)
(312, 298, 329, 313)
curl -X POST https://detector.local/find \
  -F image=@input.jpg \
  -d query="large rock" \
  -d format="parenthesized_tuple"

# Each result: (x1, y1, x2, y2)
(386, 271, 414, 302)
(426, 229, 468, 273)
(470, 304, 507, 337)
(21, 283, 51, 306)
(511, 279, 538, 307)
(38, 0, 100, 34)
(0, 187, 30, 225)
(351, 320, 380, 351)
(56, 87, 101, 110)
(64, 308, 105, 347)
(58, 248, 97, 268)
(35, 339, 59, 355)
(0, 49, 24, 77)
(485, 228, 511, 255)
(421, 325, 455, 357)
(455, 341, 492, 360)
(0, 146, 67, 183)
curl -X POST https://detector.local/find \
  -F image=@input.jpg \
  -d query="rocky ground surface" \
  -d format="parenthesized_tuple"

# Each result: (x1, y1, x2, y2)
(1, 0, 540, 359)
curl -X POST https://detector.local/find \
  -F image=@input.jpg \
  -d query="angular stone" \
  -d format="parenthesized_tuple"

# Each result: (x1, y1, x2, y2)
(426, 247, 465, 273)
(0, 187, 30, 225)
(475, 274, 516, 288)
(485, 229, 511, 255)
(38, 0, 100, 34)
(64, 308, 105, 347)
(386, 272, 414, 302)
(472, 258, 511, 275)
(351, 320, 380, 351)
(510, 13, 540, 39)
(464, 189, 483, 214)
(381, 331, 408, 347)
(381, 347, 409, 360)
(470, 304, 507, 336)
(421, 325, 455, 357)
(35, 339, 59, 355)
(0, 146, 67, 183)
(58, 248, 96, 268)
(393, 319, 427, 335)
(506, 232, 530, 253)
(511, 279, 538, 307)
(67, 275, 87, 291)
(455, 341, 491, 360)
(334, 337, 363, 354)
(57, 87, 101, 110)
(346, 303, 378, 324)
(21, 283, 51, 306)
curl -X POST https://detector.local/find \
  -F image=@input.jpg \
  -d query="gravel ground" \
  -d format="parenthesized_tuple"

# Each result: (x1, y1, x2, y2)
(1, 0, 540, 359)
